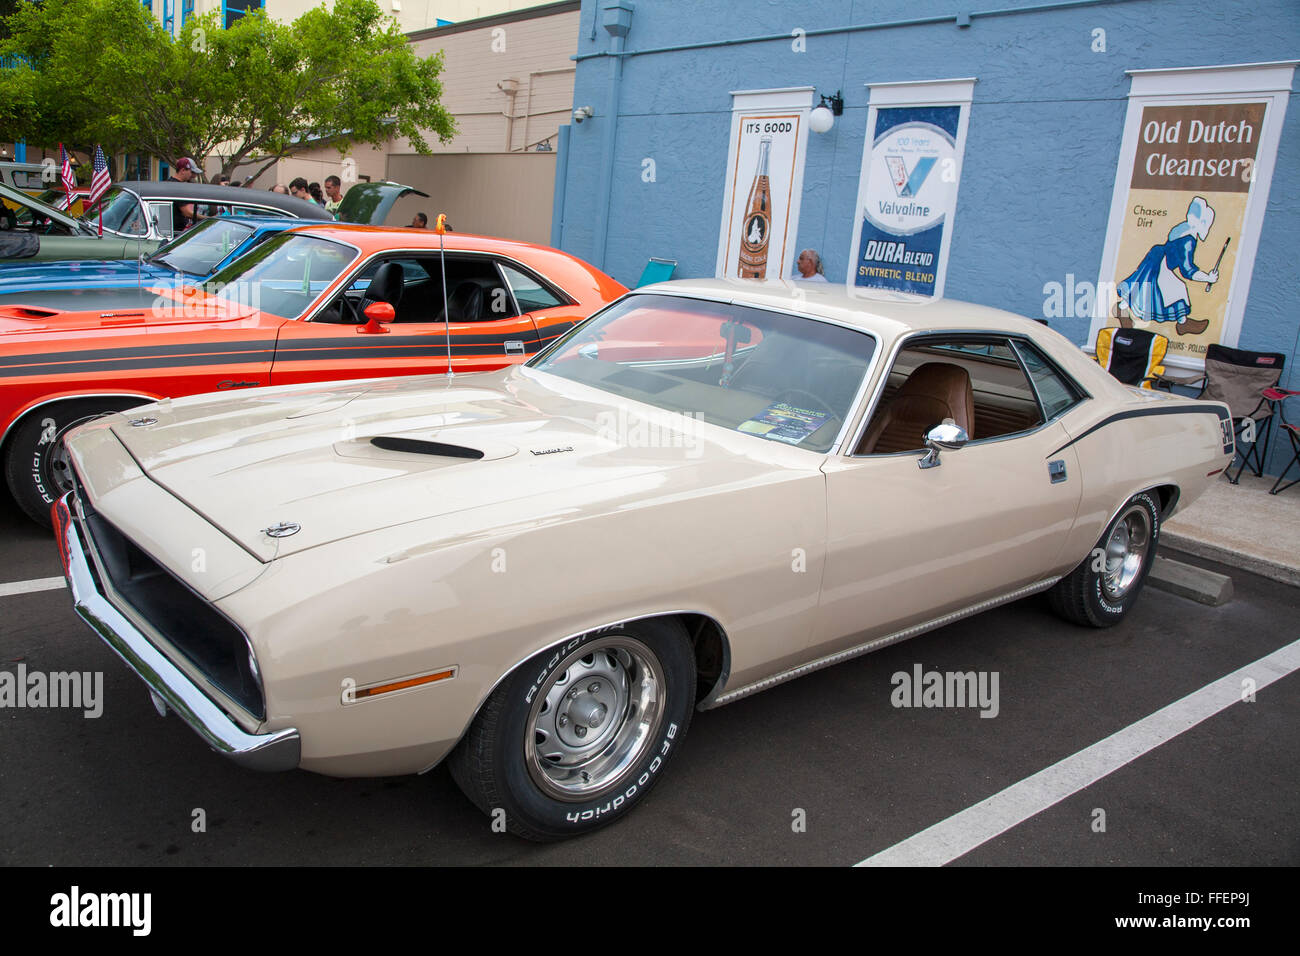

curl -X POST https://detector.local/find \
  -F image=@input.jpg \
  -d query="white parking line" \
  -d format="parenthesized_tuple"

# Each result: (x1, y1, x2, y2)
(857, 638, 1300, 867)
(0, 576, 67, 599)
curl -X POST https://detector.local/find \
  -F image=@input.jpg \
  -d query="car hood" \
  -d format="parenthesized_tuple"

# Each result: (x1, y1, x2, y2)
(96, 367, 795, 561)
(0, 258, 173, 295)
(336, 181, 429, 226)
(0, 286, 253, 335)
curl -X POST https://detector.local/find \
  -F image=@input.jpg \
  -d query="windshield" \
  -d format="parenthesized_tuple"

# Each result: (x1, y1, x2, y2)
(150, 218, 256, 276)
(530, 294, 877, 453)
(203, 232, 356, 320)
(81, 187, 146, 236)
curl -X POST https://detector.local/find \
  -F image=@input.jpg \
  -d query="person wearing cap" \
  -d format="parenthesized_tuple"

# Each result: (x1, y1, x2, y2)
(167, 157, 200, 183)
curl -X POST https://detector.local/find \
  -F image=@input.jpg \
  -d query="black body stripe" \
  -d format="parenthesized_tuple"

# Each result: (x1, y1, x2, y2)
(0, 338, 277, 369)
(0, 351, 276, 378)
(1048, 404, 1232, 457)
(0, 326, 559, 376)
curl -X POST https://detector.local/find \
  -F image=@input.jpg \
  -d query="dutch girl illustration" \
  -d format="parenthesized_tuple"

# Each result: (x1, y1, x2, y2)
(1115, 196, 1222, 336)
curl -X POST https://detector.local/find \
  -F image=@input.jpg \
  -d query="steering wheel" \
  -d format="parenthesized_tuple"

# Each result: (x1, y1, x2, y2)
(338, 292, 366, 324)
(775, 388, 837, 416)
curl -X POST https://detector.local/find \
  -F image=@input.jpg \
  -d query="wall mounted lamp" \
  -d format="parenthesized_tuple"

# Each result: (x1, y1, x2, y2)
(810, 90, 844, 134)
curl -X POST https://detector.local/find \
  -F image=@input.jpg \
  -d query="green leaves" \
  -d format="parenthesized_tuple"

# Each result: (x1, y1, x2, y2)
(0, 0, 455, 178)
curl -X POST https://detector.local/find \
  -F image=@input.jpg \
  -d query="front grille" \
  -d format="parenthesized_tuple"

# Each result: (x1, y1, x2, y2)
(71, 474, 265, 719)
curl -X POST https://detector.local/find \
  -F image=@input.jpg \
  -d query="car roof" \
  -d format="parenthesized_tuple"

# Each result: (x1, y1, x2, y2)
(276, 223, 587, 259)
(114, 181, 330, 219)
(631, 277, 1051, 341)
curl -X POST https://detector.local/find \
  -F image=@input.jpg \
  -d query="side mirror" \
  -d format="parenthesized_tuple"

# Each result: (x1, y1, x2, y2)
(358, 301, 394, 335)
(917, 419, 968, 470)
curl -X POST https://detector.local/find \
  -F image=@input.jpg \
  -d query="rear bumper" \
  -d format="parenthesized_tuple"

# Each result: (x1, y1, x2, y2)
(54, 493, 301, 772)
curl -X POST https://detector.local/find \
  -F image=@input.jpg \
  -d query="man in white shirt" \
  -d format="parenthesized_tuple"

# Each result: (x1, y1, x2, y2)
(795, 248, 828, 281)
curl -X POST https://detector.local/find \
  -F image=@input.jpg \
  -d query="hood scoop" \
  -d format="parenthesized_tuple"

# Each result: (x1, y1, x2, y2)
(333, 432, 517, 465)
(369, 436, 484, 460)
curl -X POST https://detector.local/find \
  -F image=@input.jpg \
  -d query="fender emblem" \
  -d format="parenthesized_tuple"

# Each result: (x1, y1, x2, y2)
(263, 521, 301, 538)
(127, 417, 157, 427)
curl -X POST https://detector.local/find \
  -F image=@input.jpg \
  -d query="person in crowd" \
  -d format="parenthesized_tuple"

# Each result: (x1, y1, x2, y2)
(173, 201, 197, 233)
(271, 183, 289, 195)
(167, 157, 200, 183)
(308, 182, 326, 206)
(323, 175, 344, 218)
(795, 248, 828, 282)
(411, 212, 428, 229)
(289, 178, 314, 203)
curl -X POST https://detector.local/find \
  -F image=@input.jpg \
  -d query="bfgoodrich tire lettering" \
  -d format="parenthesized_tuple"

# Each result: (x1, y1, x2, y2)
(449, 618, 695, 841)
(3, 399, 146, 527)
(1049, 491, 1160, 627)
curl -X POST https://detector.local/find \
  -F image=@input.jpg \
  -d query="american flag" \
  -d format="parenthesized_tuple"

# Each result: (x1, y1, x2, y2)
(88, 146, 111, 205)
(59, 144, 76, 206)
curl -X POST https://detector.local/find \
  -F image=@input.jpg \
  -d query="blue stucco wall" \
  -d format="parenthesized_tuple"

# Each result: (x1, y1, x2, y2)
(557, 0, 1300, 473)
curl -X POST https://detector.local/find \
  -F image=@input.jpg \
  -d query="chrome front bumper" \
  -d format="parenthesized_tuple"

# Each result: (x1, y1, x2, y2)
(54, 493, 301, 772)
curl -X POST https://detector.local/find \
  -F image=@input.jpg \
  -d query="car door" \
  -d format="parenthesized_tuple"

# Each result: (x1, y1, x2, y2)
(812, 334, 1085, 657)
(268, 253, 544, 386)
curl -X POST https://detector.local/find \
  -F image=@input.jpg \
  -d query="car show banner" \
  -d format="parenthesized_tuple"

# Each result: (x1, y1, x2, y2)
(847, 78, 975, 297)
(716, 87, 811, 281)
(1092, 62, 1295, 367)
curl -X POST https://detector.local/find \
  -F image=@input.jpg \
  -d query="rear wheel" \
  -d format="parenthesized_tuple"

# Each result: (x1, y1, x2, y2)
(3, 399, 147, 527)
(449, 618, 695, 841)
(1049, 491, 1160, 627)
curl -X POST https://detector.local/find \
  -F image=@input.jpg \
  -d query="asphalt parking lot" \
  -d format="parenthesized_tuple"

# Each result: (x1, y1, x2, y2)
(1, 490, 1296, 867)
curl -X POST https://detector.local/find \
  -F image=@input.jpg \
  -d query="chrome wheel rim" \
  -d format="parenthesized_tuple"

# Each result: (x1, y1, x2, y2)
(46, 419, 93, 498)
(1101, 504, 1152, 601)
(525, 637, 665, 802)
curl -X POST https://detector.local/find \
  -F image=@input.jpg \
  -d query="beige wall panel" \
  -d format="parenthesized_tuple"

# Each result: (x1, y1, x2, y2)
(385, 152, 556, 241)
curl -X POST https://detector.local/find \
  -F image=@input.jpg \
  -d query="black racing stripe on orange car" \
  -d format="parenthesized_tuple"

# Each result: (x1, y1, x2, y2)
(0, 339, 278, 370)
(1047, 404, 1233, 457)
(270, 342, 545, 363)
(282, 329, 544, 349)
(0, 350, 279, 378)
(0, 327, 558, 376)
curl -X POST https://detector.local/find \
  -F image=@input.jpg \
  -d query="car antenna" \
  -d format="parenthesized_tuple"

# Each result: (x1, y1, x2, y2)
(436, 214, 454, 382)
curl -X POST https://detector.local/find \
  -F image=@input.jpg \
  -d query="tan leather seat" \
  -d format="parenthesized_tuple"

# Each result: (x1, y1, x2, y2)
(857, 362, 975, 454)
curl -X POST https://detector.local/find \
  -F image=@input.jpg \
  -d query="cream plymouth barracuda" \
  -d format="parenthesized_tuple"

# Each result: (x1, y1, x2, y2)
(54, 279, 1234, 840)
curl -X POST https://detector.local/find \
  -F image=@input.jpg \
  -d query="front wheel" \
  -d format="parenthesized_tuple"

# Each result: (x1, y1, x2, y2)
(1049, 490, 1160, 627)
(449, 618, 696, 841)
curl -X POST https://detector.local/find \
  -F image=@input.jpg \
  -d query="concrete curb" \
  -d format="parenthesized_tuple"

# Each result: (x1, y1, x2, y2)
(1148, 555, 1234, 606)
(1162, 531, 1300, 590)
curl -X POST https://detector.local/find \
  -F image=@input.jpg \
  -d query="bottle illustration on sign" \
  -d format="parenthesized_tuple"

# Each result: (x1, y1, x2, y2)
(738, 136, 773, 279)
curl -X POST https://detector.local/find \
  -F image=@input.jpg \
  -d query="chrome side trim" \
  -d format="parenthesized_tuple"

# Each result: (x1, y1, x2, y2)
(56, 495, 300, 772)
(703, 577, 1061, 709)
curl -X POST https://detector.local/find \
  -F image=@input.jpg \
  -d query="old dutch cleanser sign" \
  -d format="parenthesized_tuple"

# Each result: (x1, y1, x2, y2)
(848, 79, 974, 297)
(1092, 62, 1295, 367)
(716, 88, 811, 281)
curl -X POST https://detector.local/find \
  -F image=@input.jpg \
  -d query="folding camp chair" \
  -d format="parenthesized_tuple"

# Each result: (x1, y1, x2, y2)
(1265, 387, 1300, 495)
(1093, 327, 1168, 389)
(1193, 344, 1287, 483)
(635, 257, 677, 288)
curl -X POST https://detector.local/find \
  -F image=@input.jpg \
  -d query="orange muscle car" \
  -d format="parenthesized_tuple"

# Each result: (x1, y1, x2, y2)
(0, 224, 627, 524)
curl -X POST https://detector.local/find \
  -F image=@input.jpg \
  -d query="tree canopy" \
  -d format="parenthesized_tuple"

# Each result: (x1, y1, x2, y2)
(0, 0, 456, 179)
